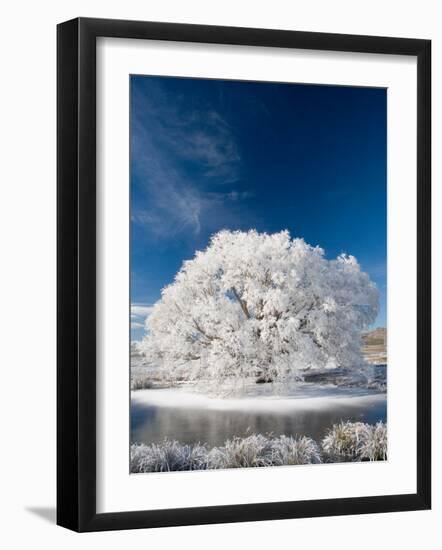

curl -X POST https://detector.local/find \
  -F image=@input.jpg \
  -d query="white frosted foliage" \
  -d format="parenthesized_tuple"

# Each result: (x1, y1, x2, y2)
(139, 230, 379, 388)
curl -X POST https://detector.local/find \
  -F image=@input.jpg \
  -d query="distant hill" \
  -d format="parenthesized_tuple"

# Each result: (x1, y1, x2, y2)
(362, 328, 387, 364)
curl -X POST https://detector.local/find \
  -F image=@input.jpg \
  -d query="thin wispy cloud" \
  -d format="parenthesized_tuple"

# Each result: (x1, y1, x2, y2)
(131, 77, 250, 239)
(168, 111, 240, 182)
(131, 304, 154, 334)
(131, 305, 155, 317)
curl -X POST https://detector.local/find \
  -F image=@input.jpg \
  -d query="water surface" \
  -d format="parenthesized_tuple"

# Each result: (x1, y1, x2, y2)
(131, 385, 387, 447)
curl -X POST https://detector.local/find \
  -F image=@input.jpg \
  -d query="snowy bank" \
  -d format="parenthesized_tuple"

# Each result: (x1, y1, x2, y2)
(131, 383, 386, 414)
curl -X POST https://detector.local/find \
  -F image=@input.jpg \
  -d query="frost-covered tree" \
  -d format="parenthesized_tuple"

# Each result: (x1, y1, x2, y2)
(139, 230, 379, 387)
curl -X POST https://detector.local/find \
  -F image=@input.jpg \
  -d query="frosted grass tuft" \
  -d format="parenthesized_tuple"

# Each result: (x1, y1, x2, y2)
(131, 432, 322, 473)
(321, 421, 387, 461)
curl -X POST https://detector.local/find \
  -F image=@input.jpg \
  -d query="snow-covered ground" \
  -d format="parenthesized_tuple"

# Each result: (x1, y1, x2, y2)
(131, 383, 385, 413)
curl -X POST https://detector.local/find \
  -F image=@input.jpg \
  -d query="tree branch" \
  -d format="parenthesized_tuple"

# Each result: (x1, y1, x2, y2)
(192, 319, 220, 341)
(232, 287, 251, 319)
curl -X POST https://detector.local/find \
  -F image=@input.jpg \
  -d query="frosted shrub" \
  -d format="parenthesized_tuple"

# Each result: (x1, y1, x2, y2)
(322, 421, 387, 462)
(131, 434, 322, 473)
(208, 434, 321, 469)
(358, 421, 387, 461)
(321, 422, 368, 460)
(130, 440, 208, 473)
(270, 435, 321, 466)
(130, 374, 154, 390)
(208, 434, 274, 469)
(130, 423, 386, 473)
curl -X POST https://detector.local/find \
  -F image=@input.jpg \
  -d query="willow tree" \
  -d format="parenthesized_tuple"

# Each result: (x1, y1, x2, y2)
(139, 230, 379, 389)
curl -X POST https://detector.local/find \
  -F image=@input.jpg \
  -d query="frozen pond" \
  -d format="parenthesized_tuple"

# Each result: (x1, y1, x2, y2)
(131, 384, 387, 447)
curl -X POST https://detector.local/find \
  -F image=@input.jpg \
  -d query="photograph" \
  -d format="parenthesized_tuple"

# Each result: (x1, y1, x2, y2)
(129, 75, 388, 473)
(0, 0, 434, 541)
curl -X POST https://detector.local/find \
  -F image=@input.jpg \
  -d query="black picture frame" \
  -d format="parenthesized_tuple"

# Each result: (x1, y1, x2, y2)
(57, 17, 431, 532)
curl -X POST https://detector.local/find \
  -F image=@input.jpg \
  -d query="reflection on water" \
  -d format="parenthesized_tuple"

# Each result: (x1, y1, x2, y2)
(131, 390, 387, 447)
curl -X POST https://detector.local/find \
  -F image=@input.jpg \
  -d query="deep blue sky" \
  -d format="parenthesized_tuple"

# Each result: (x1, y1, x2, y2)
(130, 75, 386, 341)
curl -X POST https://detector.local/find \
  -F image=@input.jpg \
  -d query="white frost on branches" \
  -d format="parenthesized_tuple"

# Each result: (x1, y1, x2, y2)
(139, 230, 379, 388)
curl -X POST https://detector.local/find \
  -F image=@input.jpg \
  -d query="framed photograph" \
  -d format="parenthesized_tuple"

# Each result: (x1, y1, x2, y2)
(57, 17, 431, 532)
